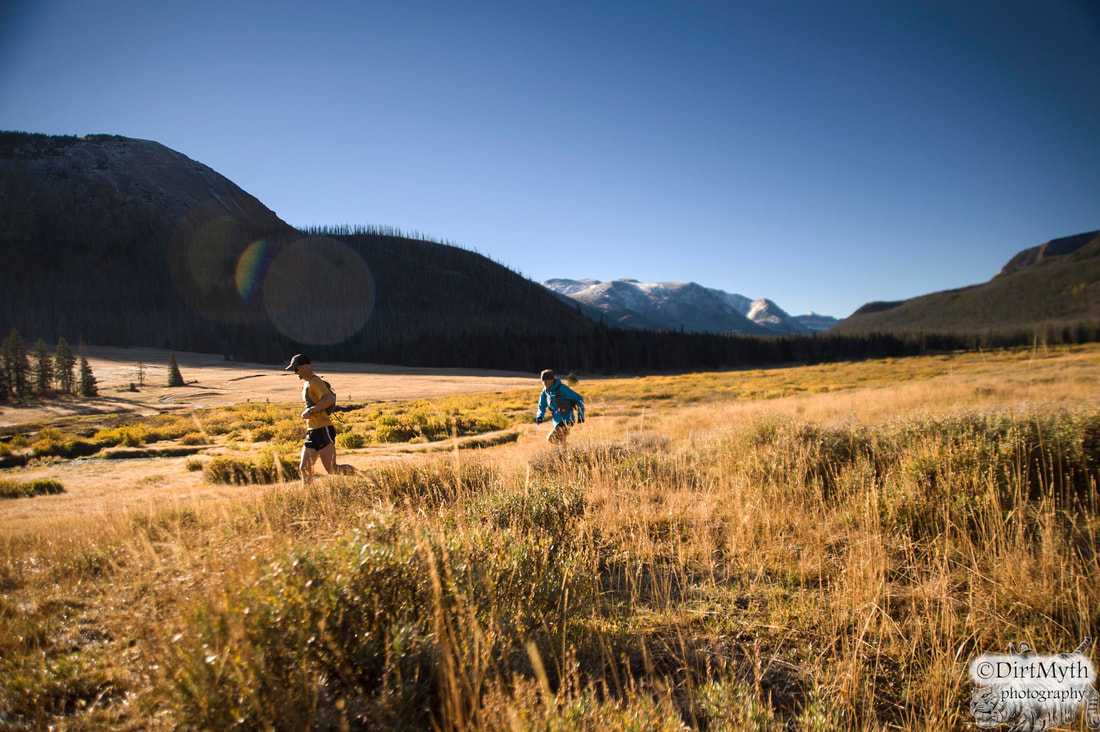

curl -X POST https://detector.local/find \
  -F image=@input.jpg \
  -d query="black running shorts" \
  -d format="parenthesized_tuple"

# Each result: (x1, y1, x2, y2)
(304, 425, 336, 451)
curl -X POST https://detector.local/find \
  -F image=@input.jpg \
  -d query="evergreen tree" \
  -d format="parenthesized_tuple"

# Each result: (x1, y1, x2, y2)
(78, 357, 98, 397)
(32, 339, 53, 395)
(1, 328, 30, 399)
(167, 353, 184, 387)
(54, 337, 76, 394)
(0, 349, 7, 402)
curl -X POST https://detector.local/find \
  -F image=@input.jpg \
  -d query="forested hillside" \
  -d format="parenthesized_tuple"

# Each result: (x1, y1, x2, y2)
(0, 132, 598, 369)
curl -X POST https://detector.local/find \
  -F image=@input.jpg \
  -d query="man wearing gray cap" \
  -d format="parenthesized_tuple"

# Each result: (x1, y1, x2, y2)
(286, 354, 355, 485)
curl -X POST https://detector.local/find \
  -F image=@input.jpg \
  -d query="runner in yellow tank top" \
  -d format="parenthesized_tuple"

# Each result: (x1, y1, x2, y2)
(285, 354, 355, 486)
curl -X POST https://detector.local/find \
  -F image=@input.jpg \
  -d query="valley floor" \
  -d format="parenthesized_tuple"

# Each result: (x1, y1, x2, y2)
(2, 344, 1099, 729)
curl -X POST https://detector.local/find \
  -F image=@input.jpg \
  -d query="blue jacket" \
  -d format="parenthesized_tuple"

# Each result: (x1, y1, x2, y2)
(538, 380, 585, 426)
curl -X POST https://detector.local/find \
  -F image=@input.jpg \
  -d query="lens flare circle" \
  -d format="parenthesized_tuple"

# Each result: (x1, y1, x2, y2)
(235, 238, 275, 303)
(262, 237, 375, 345)
(168, 198, 275, 325)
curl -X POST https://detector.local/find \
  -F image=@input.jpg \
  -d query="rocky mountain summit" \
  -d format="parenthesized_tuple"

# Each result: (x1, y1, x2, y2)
(543, 279, 837, 335)
(1, 132, 287, 236)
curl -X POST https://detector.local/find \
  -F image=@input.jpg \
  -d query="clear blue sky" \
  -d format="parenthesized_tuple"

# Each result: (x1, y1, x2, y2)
(2, 0, 1098, 318)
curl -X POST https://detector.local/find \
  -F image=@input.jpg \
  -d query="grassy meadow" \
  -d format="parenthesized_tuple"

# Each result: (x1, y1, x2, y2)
(2, 344, 1100, 729)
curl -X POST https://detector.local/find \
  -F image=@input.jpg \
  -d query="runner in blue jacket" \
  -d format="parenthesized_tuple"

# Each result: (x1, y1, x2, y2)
(536, 369, 585, 444)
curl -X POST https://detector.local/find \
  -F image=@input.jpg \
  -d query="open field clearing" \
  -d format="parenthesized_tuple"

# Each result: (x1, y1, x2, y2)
(0, 346, 537, 429)
(2, 344, 1100, 729)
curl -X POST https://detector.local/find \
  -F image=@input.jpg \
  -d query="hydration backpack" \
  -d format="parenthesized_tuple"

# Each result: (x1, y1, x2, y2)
(305, 377, 337, 414)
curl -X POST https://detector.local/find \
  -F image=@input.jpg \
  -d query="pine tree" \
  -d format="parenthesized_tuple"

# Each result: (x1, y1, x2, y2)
(79, 357, 98, 397)
(1, 328, 31, 399)
(54, 337, 76, 394)
(0, 349, 8, 402)
(167, 353, 184, 387)
(32, 339, 53, 395)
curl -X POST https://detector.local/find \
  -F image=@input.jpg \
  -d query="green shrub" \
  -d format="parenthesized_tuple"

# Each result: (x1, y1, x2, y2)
(471, 480, 586, 541)
(94, 424, 147, 448)
(731, 408, 1100, 540)
(697, 673, 778, 731)
(145, 414, 196, 441)
(250, 426, 275, 443)
(198, 413, 237, 436)
(0, 478, 64, 499)
(364, 459, 502, 507)
(203, 453, 300, 485)
(452, 409, 510, 436)
(373, 418, 420, 443)
(336, 431, 365, 449)
(272, 419, 303, 445)
(165, 513, 594, 730)
(30, 428, 99, 459)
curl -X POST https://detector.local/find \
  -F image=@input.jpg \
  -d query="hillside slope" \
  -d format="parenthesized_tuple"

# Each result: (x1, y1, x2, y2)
(834, 230, 1100, 333)
(0, 132, 596, 368)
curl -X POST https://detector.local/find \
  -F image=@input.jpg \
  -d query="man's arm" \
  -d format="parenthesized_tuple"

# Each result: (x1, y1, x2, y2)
(310, 393, 335, 412)
(302, 380, 336, 418)
(561, 384, 584, 421)
(536, 389, 548, 422)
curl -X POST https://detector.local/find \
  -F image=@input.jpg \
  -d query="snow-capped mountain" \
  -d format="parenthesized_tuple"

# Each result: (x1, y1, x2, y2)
(543, 279, 838, 335)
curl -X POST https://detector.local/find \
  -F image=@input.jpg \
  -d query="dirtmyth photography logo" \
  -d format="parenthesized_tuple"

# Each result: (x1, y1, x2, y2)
(970, 638, 1100, 731)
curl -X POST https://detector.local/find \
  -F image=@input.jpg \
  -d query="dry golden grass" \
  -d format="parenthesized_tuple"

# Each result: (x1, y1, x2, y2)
(2, 343, 1099, 729)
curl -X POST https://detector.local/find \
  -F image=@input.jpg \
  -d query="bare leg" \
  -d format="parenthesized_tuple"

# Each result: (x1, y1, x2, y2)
(318, 443, 356, 476)
(300, 446, 320, 486)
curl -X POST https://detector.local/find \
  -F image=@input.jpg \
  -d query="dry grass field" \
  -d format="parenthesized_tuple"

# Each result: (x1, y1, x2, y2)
(2, 344, 1099, 730)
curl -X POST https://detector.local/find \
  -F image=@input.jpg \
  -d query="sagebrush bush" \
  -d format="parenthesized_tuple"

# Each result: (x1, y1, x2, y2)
(145, 414, 197, 441)
(203, 452, 299, 485)
(336, 430, 365, 449)
(30, 427, 99, 459)
(373, 417, 421, 443)
(166, 504, 594, 730)
(272, 419, 302, 444)
(732, 409, 1100, 540)
(0, 477, 64, 499)
(469, 480, 586, 543)
(363, 458, 502, 507)
(366, 404, 513, 444)
(94, 424, 147, 448)
(197, 412, 238, 436)
(179, 432, 206, 446)
(249, 426, 275, 443)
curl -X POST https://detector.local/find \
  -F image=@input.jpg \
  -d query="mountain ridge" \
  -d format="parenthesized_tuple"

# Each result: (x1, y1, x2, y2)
(835, 230, 1100, 333)
(543, 279, 838, 335)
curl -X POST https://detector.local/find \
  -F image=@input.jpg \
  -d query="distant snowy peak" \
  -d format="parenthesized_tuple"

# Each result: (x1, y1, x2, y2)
(542, 279, 837, 335)
(747, 298, 790, 326)
(543, 278, 600, 297)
